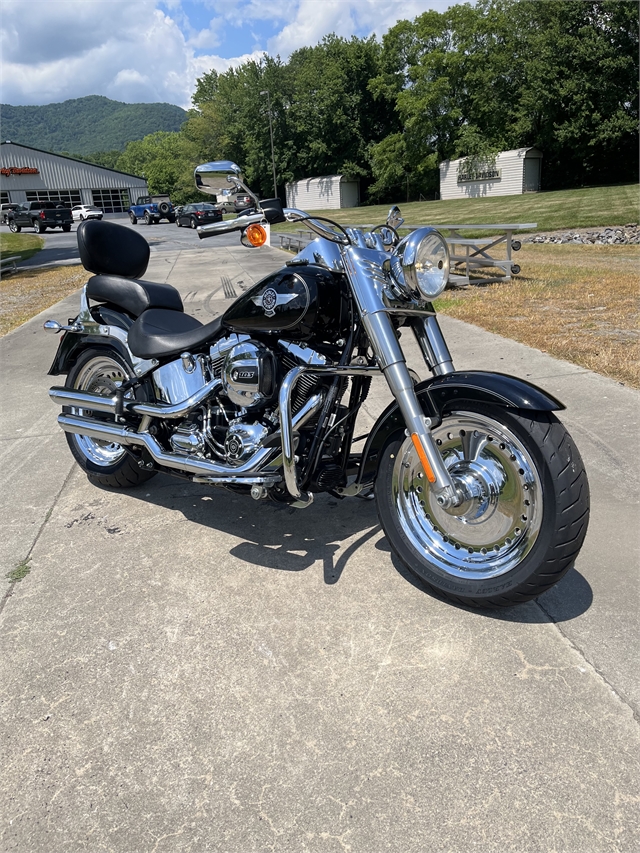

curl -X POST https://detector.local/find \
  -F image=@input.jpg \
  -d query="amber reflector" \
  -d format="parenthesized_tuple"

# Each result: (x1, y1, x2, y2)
(411, 433, 437, 483)
(244, 223, 268, 247)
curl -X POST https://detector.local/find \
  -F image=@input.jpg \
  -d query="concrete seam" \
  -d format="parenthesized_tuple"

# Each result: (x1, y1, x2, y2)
(536, 598, 640, 724)
(0, 463, 76, 619)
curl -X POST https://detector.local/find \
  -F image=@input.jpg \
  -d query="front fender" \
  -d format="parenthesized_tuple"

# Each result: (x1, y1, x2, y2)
(357, 370, 564, 485)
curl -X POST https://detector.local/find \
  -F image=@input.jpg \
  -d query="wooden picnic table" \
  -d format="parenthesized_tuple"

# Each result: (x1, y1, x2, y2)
(416, 223, 537, 287)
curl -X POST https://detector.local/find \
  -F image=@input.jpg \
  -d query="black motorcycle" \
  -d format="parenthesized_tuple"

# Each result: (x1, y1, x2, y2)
(45, 160, 589, 608)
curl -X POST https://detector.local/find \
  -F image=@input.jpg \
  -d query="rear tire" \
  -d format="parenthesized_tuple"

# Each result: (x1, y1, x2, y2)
(63, 348, 156, 489)
(34, 220, 45, 233)
(144, 211, 151, 225)
(190, 217, 198, 229)
(9, 220, 20, 233)
(375, 403, 589, 608)
(62, 224, 71, 232)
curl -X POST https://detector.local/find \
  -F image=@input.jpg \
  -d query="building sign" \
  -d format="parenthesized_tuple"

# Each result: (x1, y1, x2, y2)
(1, 167, 40, 176)
(457, 167, 501, 183)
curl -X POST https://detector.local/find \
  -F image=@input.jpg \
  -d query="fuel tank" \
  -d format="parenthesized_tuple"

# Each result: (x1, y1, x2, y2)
(222, 264, 350, 342)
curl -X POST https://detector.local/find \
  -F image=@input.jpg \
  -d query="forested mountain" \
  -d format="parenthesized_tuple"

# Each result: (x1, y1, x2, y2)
(0, 96, 187, 156)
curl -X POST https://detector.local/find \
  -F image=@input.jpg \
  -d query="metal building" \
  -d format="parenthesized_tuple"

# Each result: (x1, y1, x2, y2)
(439, 148, 543, 200)
(0, 141, 148, 212)
(285, 175, 360, 210)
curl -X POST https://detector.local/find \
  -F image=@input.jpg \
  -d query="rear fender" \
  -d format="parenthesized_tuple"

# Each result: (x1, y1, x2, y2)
(357, 370, 564, 485)
(47, 307, 135, 376)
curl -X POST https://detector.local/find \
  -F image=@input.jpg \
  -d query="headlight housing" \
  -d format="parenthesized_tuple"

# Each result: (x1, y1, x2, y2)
(395, 227, 449, 299)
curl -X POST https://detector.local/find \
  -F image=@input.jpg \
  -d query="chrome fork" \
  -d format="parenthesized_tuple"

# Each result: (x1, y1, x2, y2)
(342, 245, 460, 509)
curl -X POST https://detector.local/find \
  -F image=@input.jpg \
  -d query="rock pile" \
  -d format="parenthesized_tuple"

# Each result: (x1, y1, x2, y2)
(523, 225, 639, 245)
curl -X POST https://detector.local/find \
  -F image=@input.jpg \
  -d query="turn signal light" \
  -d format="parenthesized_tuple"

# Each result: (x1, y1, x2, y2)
(242, 223, 268, 247)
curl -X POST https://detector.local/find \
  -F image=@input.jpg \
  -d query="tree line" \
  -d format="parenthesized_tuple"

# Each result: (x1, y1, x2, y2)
(105, 0, 638, 205)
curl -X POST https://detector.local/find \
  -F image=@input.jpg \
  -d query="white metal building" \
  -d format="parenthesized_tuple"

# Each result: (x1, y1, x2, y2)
(285, 175, 360, 210)
(439, 148, 543, 200)
(0, 141, 148, 212)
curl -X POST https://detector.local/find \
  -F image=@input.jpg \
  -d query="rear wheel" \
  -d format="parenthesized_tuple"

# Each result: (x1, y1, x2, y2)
(62, 224, 71, 232)
(190, 217, 198, 229)
(375, 403, 589, 607)
(9, 220, 20, 233)
(144, 211, 152, 225)
(34, 220, 45, 233)
(64, 348, 156, 488)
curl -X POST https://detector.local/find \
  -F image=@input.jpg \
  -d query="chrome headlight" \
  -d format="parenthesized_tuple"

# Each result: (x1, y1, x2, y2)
(396, 227, 449, 299)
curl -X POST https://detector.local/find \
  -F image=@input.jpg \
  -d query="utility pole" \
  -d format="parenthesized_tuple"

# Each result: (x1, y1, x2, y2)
(260, 89, 277, 199)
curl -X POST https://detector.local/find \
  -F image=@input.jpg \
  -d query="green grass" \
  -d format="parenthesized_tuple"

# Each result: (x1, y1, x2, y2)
(0, 232, 45, 263)
(272, 183, 639, 236)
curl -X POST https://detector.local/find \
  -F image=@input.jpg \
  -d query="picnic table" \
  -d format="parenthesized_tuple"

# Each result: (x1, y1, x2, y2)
(424, 223, 536, 287)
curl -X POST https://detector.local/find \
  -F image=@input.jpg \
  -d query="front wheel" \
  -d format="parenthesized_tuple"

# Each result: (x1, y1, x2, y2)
(129, 212, 137, 224)
(63, 348, 156, 489)
(375, 404, 589, 608)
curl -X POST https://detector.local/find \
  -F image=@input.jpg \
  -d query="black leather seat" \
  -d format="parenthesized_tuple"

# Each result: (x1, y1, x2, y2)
(87, 274, 183, 318)
(128, 308, 224, 360)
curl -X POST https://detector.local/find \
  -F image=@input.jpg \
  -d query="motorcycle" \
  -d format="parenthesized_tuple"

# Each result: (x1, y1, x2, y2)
(44, 160, 589, 608)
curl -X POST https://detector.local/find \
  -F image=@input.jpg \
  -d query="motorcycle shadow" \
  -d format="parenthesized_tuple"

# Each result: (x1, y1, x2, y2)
(378, 538, 593, 622)
(125, 473, 381, 585)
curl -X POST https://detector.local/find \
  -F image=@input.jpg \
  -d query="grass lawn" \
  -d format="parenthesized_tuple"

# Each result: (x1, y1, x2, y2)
(434, 242, 640, 388)
(271, 183, 639, 236)
(0, 231, 45, 263)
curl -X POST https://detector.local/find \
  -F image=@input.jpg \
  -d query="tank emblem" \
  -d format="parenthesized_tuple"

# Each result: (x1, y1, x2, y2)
(253, 287, 297, 318)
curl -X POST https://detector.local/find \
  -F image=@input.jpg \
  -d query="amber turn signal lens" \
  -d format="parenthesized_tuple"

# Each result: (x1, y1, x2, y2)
(243, 223, 268, 247)
(411, 433, 437, 483)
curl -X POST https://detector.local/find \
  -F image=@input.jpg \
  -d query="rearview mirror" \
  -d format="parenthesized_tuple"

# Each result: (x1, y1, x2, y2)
(387, 205, 404, 230)
(195, 161, 244, 196)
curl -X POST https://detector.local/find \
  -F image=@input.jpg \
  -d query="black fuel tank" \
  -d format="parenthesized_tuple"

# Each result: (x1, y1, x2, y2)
(222, 264, 349, 342)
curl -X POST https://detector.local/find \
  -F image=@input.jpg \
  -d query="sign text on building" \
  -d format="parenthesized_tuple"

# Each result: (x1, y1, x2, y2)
(457, 167, 501, 183)
(1, 167, 40, 177)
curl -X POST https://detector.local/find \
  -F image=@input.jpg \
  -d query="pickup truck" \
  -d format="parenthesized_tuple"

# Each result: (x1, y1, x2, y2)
(8, 201, 73, 233)
(128, 195, 175, 225)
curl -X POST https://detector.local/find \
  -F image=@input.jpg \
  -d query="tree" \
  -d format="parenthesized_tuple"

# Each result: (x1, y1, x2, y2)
(115, 132, 201, 204)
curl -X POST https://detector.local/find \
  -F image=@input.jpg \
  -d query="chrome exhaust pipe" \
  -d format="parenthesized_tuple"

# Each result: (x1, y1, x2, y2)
(57, 392, 325, 481)
(49, 378, 223, 420)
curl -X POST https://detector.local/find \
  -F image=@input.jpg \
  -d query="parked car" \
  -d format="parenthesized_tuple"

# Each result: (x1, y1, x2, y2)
(1, 203, 20, 225)
(128, 194, 175, 224)
(8, 201, 73, 233)
(71, 204, 103, 222)
(175, 202, 223, 229)
(233, 193, 254, 213)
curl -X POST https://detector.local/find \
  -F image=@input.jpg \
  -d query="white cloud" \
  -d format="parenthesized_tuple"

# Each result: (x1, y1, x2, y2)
(0, 0, 455, 108)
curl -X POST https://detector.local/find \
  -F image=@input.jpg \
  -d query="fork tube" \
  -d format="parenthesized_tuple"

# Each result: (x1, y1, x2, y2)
(411, 316, 455, 376)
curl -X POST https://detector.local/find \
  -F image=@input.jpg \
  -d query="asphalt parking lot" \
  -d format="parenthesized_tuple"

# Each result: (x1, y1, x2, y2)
(1, 236, 638, 852)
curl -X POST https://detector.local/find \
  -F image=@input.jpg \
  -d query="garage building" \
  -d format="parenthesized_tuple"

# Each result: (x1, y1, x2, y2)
(0, 141, 148, 212)
(285, 175, 360, 210)
(439, 147, 543, 200)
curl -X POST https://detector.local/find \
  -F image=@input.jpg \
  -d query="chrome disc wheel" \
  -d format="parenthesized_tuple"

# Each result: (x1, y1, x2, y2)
(392, 411, 543, 580)
(70, 356, 129, 467)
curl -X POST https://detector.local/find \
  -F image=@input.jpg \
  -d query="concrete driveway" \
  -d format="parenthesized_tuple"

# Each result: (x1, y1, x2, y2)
(1, 239, 638, 852)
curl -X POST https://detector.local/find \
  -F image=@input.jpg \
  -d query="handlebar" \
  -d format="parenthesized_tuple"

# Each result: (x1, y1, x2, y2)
(197, 213, 265, 239)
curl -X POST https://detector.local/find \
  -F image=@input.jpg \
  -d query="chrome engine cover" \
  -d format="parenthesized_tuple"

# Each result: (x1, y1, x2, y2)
(225, 422, 269, 465)
(152, 355, 208, 405)
(223, 341, 275, 408)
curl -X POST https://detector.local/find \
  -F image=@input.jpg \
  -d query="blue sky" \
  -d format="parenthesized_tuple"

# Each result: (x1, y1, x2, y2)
(1, 0, 455, 108)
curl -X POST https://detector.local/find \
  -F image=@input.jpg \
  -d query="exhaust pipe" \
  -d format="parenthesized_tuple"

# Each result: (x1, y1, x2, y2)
(49, 378, 223, 420)
(57, 392, 324, 480)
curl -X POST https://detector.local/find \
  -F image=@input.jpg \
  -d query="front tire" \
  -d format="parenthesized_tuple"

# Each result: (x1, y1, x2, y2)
(63, 348, 156, 489)
(129, 212, 138, 224)
(375, 404, 589, 608)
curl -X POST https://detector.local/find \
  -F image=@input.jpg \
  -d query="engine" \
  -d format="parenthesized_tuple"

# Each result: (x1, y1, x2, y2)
(150, 335, 326, 468)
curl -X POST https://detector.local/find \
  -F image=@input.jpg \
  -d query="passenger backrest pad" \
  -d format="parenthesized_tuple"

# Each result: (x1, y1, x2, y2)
(77, 220, 150, 279)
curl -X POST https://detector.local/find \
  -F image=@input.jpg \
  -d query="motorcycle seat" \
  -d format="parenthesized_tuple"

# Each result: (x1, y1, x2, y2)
(128, 308, 224, 360)
(87, 274, 184, 318)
